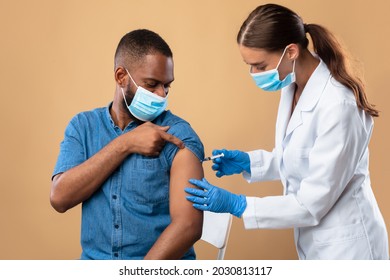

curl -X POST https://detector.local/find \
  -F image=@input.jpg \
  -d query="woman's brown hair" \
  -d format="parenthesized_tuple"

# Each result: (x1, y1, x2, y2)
(237, 4, 379, 117)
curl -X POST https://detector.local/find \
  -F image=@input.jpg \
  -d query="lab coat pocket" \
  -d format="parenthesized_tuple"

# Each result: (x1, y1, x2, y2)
(312, 223, 372, 259)
(293, 148, 311, 179)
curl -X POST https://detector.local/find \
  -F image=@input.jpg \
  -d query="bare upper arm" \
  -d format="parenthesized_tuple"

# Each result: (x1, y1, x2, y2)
(169, 147, 204, 224)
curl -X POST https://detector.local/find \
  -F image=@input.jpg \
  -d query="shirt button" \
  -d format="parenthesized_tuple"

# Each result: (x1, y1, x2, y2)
(112, 195, 117, 199)
(114, 253, 118, 257)
(115, 225, 119, 229)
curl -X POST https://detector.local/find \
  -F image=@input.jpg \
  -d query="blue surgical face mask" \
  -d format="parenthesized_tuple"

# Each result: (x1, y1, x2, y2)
(121, 69, 168, 122)
(250, 46, 296, 91)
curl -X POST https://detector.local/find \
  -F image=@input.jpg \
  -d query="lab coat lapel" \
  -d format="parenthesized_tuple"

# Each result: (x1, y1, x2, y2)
(284, 59, 330, 139)
(285, 101, 303, 138)
(275, 86, 294, 195)
(275, 84, 294, 147)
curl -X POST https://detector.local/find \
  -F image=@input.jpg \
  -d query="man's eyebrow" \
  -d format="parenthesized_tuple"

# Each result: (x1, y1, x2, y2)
(143, 77, 174, 84)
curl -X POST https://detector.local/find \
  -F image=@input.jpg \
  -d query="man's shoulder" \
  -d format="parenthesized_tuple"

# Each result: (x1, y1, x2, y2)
(75, 106, 106, 118)
(157, 110, 189, 126)
(70, 106, 107, 125)
(157, 110, 201, 141)
(158, 111, 204, 162)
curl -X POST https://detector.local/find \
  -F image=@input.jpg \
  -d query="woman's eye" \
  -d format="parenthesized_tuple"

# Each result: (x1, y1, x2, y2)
(256, 65, 266, 71)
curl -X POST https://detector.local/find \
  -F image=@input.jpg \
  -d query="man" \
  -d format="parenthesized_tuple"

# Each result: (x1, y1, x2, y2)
(51, 29, 204, 260)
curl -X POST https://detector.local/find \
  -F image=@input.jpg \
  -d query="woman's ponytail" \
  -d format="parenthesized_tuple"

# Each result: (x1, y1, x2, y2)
(306, 24, 379, 117)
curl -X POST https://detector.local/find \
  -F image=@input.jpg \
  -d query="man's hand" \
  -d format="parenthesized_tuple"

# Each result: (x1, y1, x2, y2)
(124, 122, 184, 156)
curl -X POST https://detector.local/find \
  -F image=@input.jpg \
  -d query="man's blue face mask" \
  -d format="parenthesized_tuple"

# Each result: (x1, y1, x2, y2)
(121, 69, 168, 122)
(250, 46, 296, 92)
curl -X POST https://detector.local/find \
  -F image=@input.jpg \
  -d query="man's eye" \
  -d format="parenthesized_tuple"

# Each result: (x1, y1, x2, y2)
(145, 82, 157, 88)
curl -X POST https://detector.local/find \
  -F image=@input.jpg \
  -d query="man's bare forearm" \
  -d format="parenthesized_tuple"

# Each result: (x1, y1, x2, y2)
(50, 136, 130, 213)
(144, 218, 202, 259)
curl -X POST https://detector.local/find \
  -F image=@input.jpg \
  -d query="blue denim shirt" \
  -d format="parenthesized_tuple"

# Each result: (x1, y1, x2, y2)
(53, 104, 204, 259)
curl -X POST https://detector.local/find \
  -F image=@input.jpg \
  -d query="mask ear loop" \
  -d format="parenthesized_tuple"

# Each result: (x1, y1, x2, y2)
(121, 68, 138, 108)
(121, 87, 131, 108)
(275, 46, 289, 70)
(276, 47, 296, 77)
(125, 68, 139, 88)
(292, 59, 296, 73)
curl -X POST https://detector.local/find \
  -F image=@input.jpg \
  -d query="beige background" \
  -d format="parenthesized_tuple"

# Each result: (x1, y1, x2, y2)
(0, 0, 389, 259)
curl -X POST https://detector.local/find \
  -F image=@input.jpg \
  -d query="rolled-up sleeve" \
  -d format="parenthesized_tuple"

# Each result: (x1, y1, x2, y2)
(52, 116, 85, 178)
(163, 122, 204, 167)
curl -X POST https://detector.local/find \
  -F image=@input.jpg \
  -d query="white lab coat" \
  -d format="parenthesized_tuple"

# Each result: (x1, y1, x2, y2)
(242, 59, 389, 259)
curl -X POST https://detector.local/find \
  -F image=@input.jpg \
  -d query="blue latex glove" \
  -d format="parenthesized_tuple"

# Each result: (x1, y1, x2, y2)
(185, 178, 247, 218)
(211, 149, 250, 177)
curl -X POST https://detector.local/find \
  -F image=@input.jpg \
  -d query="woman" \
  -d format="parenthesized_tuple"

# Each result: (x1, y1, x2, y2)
(185, 4, 388, 259)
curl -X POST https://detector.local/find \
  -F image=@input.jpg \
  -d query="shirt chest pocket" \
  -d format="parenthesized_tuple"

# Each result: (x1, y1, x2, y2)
(127, 157, 170, 203)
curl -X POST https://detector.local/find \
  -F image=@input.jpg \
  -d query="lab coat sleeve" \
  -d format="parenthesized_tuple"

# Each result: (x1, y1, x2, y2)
(242, 100, 371, 229)
(242, 148, 280, 183)
(243, 195, 315, 229)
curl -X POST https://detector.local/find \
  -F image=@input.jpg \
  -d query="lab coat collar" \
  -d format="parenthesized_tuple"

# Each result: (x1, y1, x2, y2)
(295, 59, 330, 112)
(282, 59, 331, 140)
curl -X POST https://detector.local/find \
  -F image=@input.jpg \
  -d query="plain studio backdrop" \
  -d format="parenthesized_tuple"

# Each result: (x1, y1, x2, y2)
(0, 0, 389, 259)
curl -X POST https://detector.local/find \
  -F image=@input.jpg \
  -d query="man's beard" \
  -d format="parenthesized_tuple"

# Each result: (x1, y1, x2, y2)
(121, 87, 144, 124)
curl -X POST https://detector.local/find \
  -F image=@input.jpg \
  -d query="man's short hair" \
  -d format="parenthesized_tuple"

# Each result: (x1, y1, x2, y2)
(114, 29, 172, 69)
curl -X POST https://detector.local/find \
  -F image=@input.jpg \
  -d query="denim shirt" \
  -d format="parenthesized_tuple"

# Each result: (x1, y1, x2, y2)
(52, 104, 204, 259)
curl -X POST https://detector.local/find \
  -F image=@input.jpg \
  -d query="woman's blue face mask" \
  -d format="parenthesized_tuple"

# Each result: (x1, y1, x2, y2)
(250, 46, 296, 92)
(121, 69, 168, 122)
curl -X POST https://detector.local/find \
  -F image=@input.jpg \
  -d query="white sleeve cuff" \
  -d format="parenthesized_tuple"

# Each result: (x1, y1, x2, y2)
(243, 150, 265, 183)
(243, 149, 280, 183)
(242, 197, 259, 229)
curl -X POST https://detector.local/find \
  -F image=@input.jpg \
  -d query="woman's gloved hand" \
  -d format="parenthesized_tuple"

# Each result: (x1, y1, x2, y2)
(185, 178, 247, 218)
(211, 149, 250, 177)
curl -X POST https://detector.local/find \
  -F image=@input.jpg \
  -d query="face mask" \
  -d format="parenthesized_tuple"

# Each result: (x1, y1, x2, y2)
(121, 69, 168, 122)
(250, 46, 296, 91)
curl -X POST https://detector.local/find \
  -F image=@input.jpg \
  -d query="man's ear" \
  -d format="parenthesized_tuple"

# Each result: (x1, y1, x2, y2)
(286, 43, 299, 61)
(114, 66, 127, 87)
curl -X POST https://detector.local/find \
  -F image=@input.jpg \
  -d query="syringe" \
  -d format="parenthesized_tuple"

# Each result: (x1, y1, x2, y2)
(202, 153, 224, 162)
